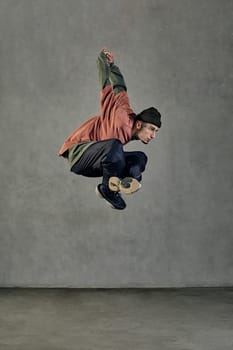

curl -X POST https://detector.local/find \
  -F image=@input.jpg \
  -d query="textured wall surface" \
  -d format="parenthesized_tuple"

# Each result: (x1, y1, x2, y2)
(0, 0, 232, 287)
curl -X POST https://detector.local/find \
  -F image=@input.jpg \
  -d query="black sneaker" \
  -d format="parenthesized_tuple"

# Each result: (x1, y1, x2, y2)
(96, 184, 126, 210)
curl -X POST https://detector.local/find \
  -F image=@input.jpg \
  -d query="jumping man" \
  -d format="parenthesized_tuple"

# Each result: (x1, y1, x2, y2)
(58, 49, 162, 210)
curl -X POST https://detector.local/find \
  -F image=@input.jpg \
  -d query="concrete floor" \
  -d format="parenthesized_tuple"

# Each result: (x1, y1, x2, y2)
(0, 288, 232, 350)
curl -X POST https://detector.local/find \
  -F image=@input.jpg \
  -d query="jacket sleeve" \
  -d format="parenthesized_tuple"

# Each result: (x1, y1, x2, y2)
(109, 63, 127, 94)
(96, 51, 111, 90)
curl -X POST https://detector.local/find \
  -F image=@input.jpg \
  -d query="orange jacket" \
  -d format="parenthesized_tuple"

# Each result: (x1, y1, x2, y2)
(58, 85, 135, 156)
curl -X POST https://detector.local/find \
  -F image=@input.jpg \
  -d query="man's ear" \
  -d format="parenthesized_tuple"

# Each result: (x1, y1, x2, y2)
(135, 120, 142, 130)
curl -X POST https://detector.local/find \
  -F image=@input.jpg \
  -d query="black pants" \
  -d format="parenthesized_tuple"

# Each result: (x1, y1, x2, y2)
(71, 139, 147, 185)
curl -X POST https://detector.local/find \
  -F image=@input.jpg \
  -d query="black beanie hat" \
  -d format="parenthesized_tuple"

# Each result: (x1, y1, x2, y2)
(136, 107, 161, 128)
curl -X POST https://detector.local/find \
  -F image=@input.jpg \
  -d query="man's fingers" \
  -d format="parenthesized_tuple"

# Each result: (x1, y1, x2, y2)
(103, 49, 113, 56)
(101, 48, 114, 64)
(106, 52, 114, 60)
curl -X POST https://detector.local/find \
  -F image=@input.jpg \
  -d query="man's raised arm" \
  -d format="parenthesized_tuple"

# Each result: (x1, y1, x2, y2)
(96, 49, 111, 90)
(101, 49, 127, 94)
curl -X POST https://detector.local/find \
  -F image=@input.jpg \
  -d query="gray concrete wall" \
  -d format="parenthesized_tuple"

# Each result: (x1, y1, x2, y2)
(0, 0, 232, 287)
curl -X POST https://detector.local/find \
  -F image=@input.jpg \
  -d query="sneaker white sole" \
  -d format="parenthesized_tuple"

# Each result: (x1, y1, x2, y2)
(109, 177, 141, 195)
(95, 186, 122, 209)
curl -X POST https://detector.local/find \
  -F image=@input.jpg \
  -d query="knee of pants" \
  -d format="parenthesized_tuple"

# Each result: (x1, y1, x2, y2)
(137, 152, 148, 169)
(108, 138, 123, 150)
(105, 139, 124, 163)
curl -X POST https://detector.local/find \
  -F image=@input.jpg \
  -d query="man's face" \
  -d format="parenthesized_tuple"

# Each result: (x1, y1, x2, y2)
(135, 121, 159, 144)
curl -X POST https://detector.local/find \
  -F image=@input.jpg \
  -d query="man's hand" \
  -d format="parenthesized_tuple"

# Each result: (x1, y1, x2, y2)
(102, 48, 114, 65)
